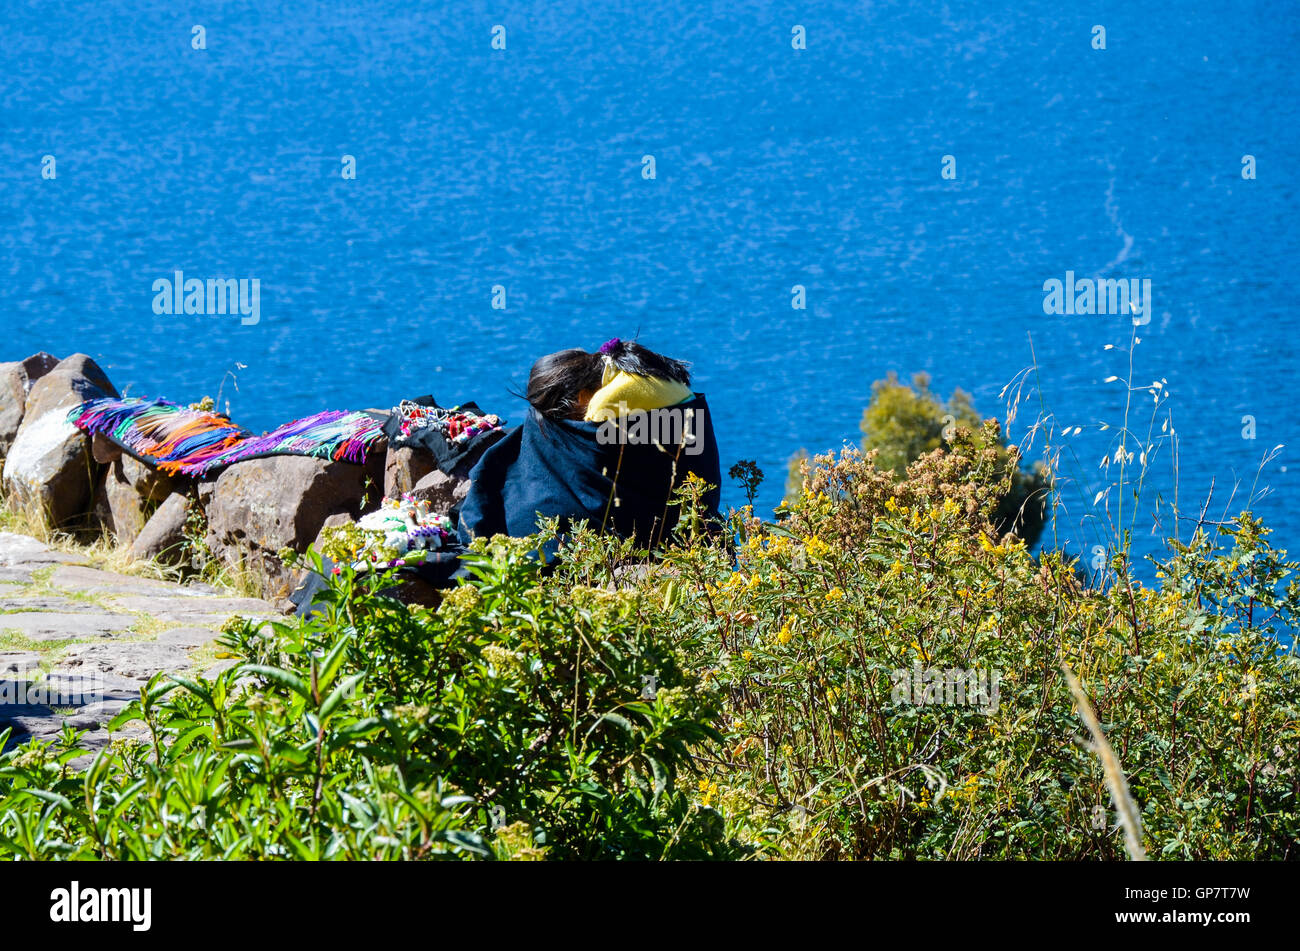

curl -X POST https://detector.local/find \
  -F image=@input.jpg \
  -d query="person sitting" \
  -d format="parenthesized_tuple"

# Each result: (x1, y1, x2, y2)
(457, 338, 721, 555)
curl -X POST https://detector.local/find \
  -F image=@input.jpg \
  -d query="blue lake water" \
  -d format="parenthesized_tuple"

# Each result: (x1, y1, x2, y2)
(2, 0, 1297, 578)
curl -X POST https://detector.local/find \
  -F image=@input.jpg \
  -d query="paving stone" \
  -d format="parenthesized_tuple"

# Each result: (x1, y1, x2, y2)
(4, 712, 66, 738)
(0, 531, 277, 751)
(0, 594, 104, 612)
(0, 610, 136, 641)
(155, 626, 220, 648)
(102, 593, 274, 623)
(0, 532, 89, 568)
(48, 564, 201, 596)
(63, 698, 133, 731)
(203, 658, 239, 679)
(57, 641, 193, 680)
(1, 650, 42, 672)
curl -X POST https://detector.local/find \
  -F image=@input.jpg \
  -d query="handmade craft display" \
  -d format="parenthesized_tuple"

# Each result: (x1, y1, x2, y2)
(318, 494, 456, 573)
(380, 396, 504, 471)
(67, 397, 387, 476)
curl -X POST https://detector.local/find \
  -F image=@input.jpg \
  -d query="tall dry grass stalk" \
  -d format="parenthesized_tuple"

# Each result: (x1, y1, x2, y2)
(1061, 663, 1148, 860)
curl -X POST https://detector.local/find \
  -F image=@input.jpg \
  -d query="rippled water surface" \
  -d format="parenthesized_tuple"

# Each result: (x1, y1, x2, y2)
(2, 0, 1297, 569)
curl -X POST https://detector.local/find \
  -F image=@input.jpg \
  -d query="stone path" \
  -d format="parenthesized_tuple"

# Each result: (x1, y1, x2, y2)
(0, 531, 276, 754)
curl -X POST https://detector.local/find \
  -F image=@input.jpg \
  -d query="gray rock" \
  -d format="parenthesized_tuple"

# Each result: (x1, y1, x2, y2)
(408, 468, 471, 514)
(0, 650, 43, 674)
(47, 563, 195, 596)
(33, 669, 140, 703)
(0, 611, 137, 642)
(94, 455, 179, 547)
(1, 354, 118, 527)
(58, 641, 192, 680)
(203, 455, 372, 598)
(0, 594, 104, 612)
(0, 531, 89, 568)
(0, 351, 59, 458)
(383, 445, 438, 499)
(89, 431, 121, 464)
(63, 698, 133, 731)
(203, 658, 239, 679)
(129, 490, 190, 563)
(102, 593, 271, 625)
(406, 429, 504, 514)
(154, 626, 220, 647)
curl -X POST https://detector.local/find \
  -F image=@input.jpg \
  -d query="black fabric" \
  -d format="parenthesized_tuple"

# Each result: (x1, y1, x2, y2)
(457, 393, 721, 556)
(381, 396, 502, 472)
(293, 393, 721, 615)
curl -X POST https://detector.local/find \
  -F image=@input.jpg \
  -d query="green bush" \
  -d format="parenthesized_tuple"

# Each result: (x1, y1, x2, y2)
(859, 372, 1050, 547)
(3, 429, 1296, 861)
(656, 436, 1299, 858)
(0, 531, 734, 860)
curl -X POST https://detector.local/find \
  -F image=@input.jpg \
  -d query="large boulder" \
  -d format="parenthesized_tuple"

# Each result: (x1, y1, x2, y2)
(0, 352, 59, 458)
(130, 491, 191, 564)
(405, 430, 505, 515)
(203, 456, 371, 598)
(93, 454, 178, 546)
(2, 354, 117, 527)
(383, 445, 438, 499)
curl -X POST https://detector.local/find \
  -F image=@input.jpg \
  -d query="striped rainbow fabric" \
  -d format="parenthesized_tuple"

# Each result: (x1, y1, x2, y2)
(68, 397, 386, 476)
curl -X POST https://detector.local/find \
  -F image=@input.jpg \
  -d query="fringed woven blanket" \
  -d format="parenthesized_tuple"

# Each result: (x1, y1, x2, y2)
(68, 397, 386, 477)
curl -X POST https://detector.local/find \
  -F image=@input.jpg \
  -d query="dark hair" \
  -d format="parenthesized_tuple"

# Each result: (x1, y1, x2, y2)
(525, 340, 692, 421)
(526, 349, 605, 420)
(601, 339, 691, 386)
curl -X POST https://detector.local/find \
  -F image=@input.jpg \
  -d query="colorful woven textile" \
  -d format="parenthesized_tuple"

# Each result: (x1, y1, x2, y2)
(68, 397, 386, 476)
(172, 410, 385, 476)
(67, 398, 249, 474)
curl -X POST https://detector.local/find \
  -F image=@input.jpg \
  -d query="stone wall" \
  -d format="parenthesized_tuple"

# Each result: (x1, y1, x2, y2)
(0, 352, 481, 605)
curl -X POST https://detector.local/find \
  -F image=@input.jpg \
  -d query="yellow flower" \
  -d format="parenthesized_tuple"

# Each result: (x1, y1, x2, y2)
(804, 535, 830, 559)
(825, 586, 845, 602)
(888, 560, 904, 577)
(776, 622, 794, 645)
(742, 650, 753, 662)
(697, 779, 719, 806)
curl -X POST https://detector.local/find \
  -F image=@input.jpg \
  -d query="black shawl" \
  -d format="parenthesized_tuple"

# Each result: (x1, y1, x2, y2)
(458, 394, 721, 554)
